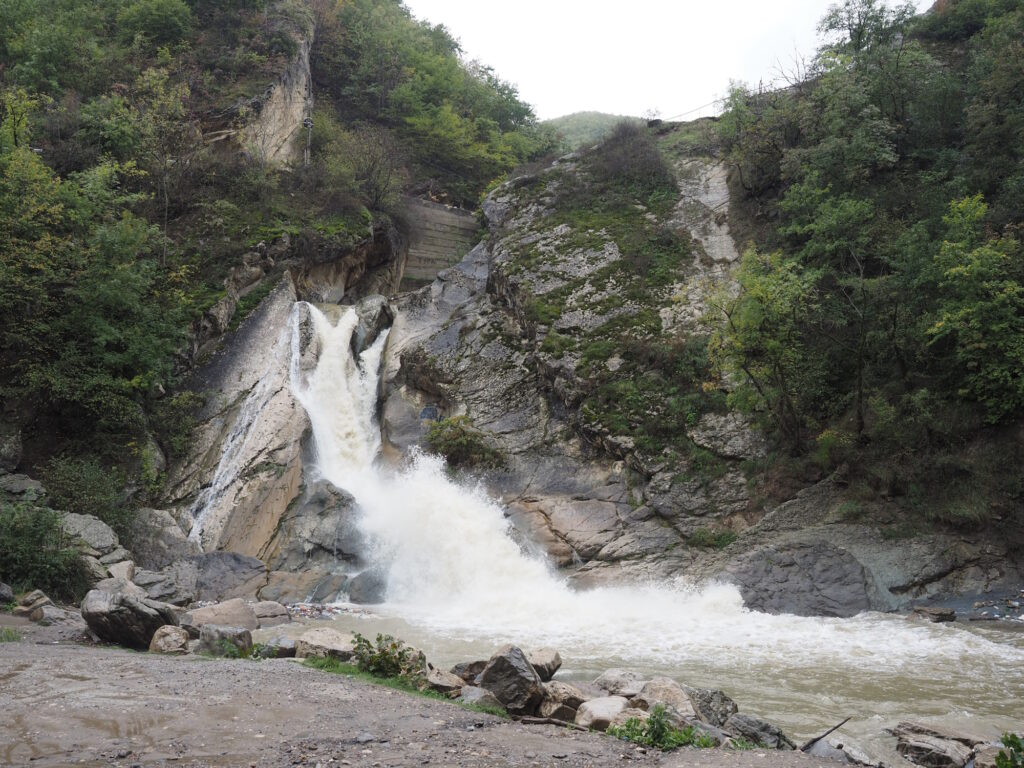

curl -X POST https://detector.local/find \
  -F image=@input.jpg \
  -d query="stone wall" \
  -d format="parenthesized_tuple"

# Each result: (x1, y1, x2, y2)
(400, 198, 480, 285)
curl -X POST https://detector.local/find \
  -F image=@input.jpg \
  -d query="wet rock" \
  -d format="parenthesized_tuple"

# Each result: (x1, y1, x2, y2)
(347, 568, 387, 604)
(527, 647, 562, 682)
(543, 681, 588, 710)
(912, 606, 956, 623)
(593, 668, 646, 698)
(725, 541, 871, 617)
(260, 570, 348, 604)
(253, 600, 290, 627)
(198, 625, 253, 657)
(683, 685, 738, 727)
(267, 480, 364, 575)
(149, 625, 190, 655)
(183, 598, 259, 632)
(723, 713, 796, 750)
(81, 588, 179, 649)
(630, 678, 697, 719)
(458, 686, 504, 711)
(890, 722, 988, 749)
(895, 734, 974, 768)
(129, 508, 198, 570)
(193, 551, 268, 602)
(295, 627, 356, 660)
(477, 646, 545, 716)
(450, 659, 487, 683)
(257, 636, 296, 659)
(60, 513, 119, 556)
(106, 561, 135, 582)
(351, 295, 394, 357)
(574, 696, 629, 731)
(0, 582, 13, 604)
(425, 666, 464, 695)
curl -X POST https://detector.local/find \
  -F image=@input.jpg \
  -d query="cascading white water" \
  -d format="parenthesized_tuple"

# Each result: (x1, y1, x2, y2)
(291, 302, 1024, 752)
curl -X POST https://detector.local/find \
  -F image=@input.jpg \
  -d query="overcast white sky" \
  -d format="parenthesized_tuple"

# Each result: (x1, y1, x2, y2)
(401, 0, 933, 121)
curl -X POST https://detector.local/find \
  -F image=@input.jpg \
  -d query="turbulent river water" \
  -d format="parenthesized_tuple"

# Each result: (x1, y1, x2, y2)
(288, 303, 1024, 762)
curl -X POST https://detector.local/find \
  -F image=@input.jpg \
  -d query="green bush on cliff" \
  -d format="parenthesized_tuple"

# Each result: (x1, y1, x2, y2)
(426, 416, 505, 470)
(42, 457, 135, 545)
(0, 501, 90, 601)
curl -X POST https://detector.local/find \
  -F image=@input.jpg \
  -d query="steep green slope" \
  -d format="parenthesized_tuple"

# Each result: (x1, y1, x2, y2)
(711, 0, 1024, 530)
(0, 0, 552, 542)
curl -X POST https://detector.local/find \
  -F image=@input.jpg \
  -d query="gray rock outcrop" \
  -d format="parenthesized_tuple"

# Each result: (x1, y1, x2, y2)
(526, 647, 562, 682)
(295, 627, 356, 660)
(183, 598, 259, 632)
(149, 625, 190, 655)
(81, 587, 179, 649)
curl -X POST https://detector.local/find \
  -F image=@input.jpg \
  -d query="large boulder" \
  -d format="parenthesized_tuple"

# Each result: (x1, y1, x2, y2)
(295, 627, 356, 660)
(183, 598, 259, 632)
(527, 648, 562, 682)
(81, 588, 179, 649)
(347, 568, 387, 604)
(13, 590, 51, 617)
(575, 696, 630, 731)
(0, 582, 13, 604)
(30, 604, 86, 627)
(265, 480, 365, 575)
(60, 513, 119, 557)
(425, 666, 465, 696)
(683, 685, 738, 727)
(257, 636, 297, 659)
(593, 668, 646, 698)
(477, 646, 545, 716)
(630, 678, 697, 719)
(725, 541, 871, 617)
(149, 625, 190, 655)
(723, 714, 797, 750)
(198, 625, 253, 657)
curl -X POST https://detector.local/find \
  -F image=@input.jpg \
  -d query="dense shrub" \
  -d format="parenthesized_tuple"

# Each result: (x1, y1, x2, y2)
(0, 501, 90, 600)
(607, 704, 717, 750)
(425, 416, 505, 470)
(592, 121, 676, 197)
(352, 632, 425, 686)
(42, 457, 134, 544)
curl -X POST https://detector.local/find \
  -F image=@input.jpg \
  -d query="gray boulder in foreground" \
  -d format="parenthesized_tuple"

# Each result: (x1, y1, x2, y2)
(477, 646, 544, 716)
(81, 588, 179, 649)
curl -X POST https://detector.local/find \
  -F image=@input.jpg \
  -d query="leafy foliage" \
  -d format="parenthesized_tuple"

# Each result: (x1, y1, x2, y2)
(42, 457, 136, 544)
(426, 416, 505, 470)
(351, 632, 426, 687)
(710, 0, 1024, 521)
(607, 704, 716, 750)
(0, 501, 90, 601)
(996, 733, 1023, 768)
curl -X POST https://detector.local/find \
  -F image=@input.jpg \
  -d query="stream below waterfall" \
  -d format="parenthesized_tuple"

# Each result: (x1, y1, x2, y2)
(286, 303, 1024, 763)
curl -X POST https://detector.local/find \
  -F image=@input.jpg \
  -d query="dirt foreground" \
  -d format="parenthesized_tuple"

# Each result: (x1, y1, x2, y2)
(0, 629, 837, 768)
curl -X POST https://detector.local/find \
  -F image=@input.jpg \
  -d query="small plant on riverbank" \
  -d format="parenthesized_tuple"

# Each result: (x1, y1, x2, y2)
(997, 734, 1023, 768)
(352, 632, 426, 686)
(688, 527, 738, 550)
(606, 705, 716, 750)
(0, 627, 20, 642)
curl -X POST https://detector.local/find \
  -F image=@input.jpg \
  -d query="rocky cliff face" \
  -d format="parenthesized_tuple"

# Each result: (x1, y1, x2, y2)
(161, 127, 1020, 615)
(381, 139, 1022, 613)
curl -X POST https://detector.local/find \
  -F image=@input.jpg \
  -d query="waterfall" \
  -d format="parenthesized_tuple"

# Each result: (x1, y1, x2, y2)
(288, 302, 1024, 690)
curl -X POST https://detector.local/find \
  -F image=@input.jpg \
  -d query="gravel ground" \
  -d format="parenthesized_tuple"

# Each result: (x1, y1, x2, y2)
(0, 625, 837, 768)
